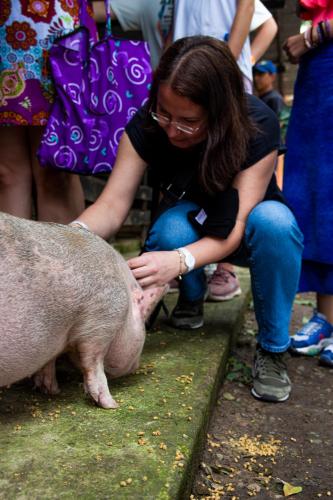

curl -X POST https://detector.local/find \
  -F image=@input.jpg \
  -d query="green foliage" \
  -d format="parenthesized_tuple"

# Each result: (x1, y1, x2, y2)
(226, 356, 252, 385)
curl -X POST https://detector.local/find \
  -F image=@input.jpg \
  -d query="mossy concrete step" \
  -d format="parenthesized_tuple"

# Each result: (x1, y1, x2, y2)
(0, 269, 250, 500)
(113, 238, 142, 256)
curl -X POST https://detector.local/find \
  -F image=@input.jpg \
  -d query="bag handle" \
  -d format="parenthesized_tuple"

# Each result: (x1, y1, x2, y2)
(104, 0, 113, 36)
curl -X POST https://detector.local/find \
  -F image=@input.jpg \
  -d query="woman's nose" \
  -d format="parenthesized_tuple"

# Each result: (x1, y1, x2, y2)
(165, 122, 180, 139)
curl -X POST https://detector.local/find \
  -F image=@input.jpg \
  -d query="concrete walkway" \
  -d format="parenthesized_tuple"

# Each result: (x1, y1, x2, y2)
(0, 268, 250, 500)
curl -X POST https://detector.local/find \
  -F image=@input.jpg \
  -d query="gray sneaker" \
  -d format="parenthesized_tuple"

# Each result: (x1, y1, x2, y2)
(252, 346, 291, 402)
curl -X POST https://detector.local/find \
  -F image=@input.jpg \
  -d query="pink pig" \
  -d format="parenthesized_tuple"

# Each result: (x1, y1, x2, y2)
(0, 212, 165, 408)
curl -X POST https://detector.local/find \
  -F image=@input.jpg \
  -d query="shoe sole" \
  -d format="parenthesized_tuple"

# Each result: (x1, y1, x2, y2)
(207, 287, 242, 302)
(289, 337, 332, 356)
(251, 387, 290, 403)
(318, 357, 333, 368)
(169, 318, 204, 330)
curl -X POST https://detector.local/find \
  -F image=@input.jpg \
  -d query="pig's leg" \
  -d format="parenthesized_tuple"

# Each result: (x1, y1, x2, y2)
(77, 342, 118, 409)
(33, 358, 60, 395)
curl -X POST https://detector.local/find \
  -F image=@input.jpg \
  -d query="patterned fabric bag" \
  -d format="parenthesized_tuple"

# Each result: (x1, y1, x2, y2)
(37, 4, 152, 175)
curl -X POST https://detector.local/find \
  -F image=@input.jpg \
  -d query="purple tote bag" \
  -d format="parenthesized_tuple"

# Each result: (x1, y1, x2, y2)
(38, 10, 152, 175)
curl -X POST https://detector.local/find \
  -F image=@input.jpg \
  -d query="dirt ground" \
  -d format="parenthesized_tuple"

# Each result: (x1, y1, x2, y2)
(191, 294, 333, 499)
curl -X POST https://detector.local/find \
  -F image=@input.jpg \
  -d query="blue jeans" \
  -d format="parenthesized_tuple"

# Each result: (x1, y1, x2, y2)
(144, 200, 304, 353)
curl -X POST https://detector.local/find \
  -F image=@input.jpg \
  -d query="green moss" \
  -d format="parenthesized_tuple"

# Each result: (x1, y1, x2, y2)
(113, 239, 142, 256)
(0, 271, 250, 500)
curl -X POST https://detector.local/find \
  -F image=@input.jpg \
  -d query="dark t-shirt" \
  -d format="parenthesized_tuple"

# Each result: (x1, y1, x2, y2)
(125, 93, 285, 239)
(260, 89, 285, 116)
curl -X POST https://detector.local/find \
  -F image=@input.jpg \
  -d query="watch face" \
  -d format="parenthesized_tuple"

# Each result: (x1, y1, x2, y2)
(182, 249, 195, 270)
(186, 254, 195, 268)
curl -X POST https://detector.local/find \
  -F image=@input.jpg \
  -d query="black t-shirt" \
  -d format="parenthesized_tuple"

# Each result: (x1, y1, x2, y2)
(125, 93, 285, 238)
(260, 89, 285, 116)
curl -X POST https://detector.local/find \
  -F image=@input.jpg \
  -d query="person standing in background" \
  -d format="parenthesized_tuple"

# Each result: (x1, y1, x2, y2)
(172, 0, 277, 92)
(253, 59, 287, 190)
(173, 0, 255, 92)
(250, 0, 278, 67)
(93, 0, 278, 79)
(283, 1, 333, 367)
(253, 60, 285, 116)
(0, 1, 96, 222)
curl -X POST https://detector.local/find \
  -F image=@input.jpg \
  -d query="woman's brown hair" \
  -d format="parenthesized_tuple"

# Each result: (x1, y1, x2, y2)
(147, 36, 255, 194)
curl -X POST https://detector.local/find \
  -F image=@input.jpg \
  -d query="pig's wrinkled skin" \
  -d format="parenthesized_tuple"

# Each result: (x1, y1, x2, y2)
(0, 212, 165, 409)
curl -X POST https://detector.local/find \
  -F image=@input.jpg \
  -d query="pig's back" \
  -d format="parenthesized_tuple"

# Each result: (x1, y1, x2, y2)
(0, 213, 130, 385)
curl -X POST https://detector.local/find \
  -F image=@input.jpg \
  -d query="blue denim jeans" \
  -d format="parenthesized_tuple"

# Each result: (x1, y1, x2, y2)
(144, 200, 304, 353)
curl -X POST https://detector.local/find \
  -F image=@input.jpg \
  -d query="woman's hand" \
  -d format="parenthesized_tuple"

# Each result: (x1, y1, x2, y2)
(283, 33, 309, 64)
(127, 251, 180, 288)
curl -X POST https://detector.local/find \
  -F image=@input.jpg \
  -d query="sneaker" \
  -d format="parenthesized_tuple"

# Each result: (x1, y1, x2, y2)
(252, 346, 291, 402)
(319, 341, 333, 368)
(169, 296, 204, 330)
(289, 312, 333, 356)
(207, 264, 241, 301)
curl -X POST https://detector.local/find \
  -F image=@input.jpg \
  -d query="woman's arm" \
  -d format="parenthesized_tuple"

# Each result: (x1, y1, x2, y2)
(228, 0, 255, 59)
(185, 149, 277, 265)
(283, 19, 333, 64)
(251, 16, 278, 64)
(282, 32, 310, 64)
(73, 133, 147, 239)
(129, 150, 277, 288)
(92, 1, 118, 23)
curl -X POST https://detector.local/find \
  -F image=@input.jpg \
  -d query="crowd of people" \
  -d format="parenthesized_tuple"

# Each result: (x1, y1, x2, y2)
(0, 0, 332, 406)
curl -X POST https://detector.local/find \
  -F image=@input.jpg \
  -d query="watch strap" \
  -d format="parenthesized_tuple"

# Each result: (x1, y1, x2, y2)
(177, 247, 196, 273)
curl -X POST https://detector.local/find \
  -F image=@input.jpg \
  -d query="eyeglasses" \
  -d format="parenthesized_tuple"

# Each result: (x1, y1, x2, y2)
(150, 111, 201, 135)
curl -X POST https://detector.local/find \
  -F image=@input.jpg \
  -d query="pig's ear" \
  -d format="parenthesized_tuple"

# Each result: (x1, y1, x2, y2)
(132, 285, 168, 321)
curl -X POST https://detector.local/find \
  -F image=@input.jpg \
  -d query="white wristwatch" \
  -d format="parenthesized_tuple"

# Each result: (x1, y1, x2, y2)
(177, 247, 196, 273)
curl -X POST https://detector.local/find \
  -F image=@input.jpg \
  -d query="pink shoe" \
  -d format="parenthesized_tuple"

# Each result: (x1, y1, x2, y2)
(207, 265, 242, 301)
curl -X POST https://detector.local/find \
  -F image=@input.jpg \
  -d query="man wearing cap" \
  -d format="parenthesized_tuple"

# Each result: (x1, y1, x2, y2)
(253, 60, 285, 116)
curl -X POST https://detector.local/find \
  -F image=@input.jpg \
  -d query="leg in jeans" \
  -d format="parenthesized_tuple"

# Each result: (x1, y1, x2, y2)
(144, 200, 206, 302)
(235, 200, 304, 402)
(244, 201, 304, 353)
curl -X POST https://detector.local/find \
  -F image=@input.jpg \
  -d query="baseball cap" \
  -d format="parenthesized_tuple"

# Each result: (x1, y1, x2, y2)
(253, 60, 277, 74)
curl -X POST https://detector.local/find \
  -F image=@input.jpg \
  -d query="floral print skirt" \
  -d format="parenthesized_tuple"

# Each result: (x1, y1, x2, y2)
(0, 0, 97, 125)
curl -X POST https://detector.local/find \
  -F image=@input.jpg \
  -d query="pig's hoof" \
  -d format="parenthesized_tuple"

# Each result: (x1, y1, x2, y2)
(33, 360, 60, 395)
(97, 393, 119, 409)
(33, 375, 60, 395)
(34, 382, 60, 395)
